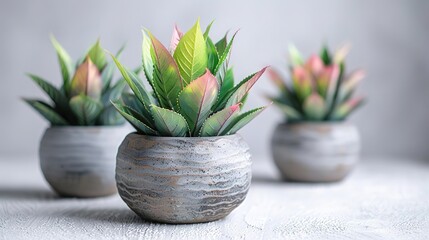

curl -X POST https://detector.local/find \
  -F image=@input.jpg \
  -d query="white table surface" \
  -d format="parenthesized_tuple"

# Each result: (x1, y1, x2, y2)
(0, 156, 428, 240)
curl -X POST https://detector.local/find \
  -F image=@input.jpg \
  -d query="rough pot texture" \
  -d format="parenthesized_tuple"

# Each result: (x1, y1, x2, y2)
(39, 126, 130, 197)
(271, 122, 360, 182)
(116, 133, 252, 224)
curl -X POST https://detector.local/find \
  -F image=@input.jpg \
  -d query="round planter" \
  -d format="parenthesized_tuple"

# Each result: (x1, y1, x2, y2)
(39, 126, 130, 197)
(271, 122, 360, 182)
(116, 133, 252, 224)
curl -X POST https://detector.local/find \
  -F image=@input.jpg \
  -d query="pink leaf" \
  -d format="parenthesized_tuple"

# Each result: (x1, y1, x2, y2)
(226, 67, 267, 106)
(200, 103, 241, 136)
(334, 96, 364, 119)
(178, 69, 219, 135)
(343, 69, 365, 93)
(292, 66, 312, 100)
(323, 64, 340, 101)
(70, 57, 102, 99)
(267, 68, 290, 94)
(169, 24, 183, 54)
(305, 54, 324, 76)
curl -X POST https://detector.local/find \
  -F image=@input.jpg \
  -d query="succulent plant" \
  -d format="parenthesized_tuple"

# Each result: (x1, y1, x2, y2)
(111, 19, 268, 137)
(24, 37, 133, 126)
(267, 45, 365, 122)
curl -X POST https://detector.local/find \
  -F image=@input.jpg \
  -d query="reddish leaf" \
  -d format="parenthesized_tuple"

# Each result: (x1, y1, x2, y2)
(178, 69, 219, 135)
(70, 57, 102, 99)
(226, 66, 267, 106)
(200, 103, 241, 136)
(169, 24, 183, 54)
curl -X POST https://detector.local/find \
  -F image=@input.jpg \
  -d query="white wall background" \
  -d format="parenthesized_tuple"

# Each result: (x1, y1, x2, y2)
(1, 0, 428, 160)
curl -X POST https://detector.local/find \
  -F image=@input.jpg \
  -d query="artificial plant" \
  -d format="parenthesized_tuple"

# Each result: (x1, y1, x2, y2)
(267, 45, 365, 122)
(24, 37, 134, 126)
(111, 19, 269, 137)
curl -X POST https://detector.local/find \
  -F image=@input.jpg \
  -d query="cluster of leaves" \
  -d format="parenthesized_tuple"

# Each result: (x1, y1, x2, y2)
(112, 20, 268, 137)
(267, 45, 365, 122)
(24, 37, 131, 126)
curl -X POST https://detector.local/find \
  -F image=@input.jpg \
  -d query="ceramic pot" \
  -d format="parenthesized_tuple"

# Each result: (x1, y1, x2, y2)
(116, 133, 252, 224)
(39, 126, 129, 197)
(271, 122, 360, 182)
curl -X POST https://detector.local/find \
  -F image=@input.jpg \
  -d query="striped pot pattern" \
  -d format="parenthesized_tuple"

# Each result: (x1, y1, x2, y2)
(271, 122, 360, 182)
(116, 133, 252, 224)
(39, 126, 130, 197)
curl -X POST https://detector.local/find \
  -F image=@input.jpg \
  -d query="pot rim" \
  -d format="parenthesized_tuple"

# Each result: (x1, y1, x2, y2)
(125, 132, 242, 141)
(46, 124, 126, 130)
(277, 121, 354, 127)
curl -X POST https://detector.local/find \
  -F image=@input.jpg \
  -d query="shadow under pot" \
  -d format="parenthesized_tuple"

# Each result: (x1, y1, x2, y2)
(39, 126, 130, 198)
(271, 122, 360, 182)
(116, 133, 252, 224)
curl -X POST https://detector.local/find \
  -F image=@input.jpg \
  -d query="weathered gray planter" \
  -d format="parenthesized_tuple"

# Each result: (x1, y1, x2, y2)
(271, 122, 360, 182)
(116, 133, 252, 224)
(39, 126, 129, 197)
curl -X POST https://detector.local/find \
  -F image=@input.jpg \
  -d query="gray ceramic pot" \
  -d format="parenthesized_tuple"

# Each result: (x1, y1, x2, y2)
(39, 126, 129, 197)
(271, 122, 360, 182)
(116, 133, 252, 224)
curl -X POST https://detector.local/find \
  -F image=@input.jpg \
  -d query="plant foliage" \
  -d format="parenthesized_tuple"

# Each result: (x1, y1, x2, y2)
(24, 37, 133, 126)
(112, 20, 268, 137)
(267, 45, 365, 122)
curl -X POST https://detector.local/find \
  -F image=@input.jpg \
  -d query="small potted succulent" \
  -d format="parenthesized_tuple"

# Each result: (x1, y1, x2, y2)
(24, 37, 131, 197)
(111, 20, 268, 224)
(267, 45, 365, 182)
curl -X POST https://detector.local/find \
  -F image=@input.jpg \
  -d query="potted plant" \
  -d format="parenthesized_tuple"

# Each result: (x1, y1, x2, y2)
(267, 45, 365, 182)
(111, 20, 268, 224)
(24, 37, 132, 197)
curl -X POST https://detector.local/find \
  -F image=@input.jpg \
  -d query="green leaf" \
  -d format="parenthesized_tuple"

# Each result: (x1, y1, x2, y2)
(339, 69, 365, 103)
(200, 103, 241, 137)
(115, 43, 126, 58)
(141, 31, 154, 83)
(213, 32, 236, 75)
(150, 104, 189, 137)
(269, 96, 301, 121)
(23, 98, 69, 125)
(111, 100, 158, 135)
(101, 79, 126, 106)
(101, 62, 115, 92)
(111, 54, 154, 113)
(50, 35, 74, 94)
(218, 68, 234, 101)
(87, 39, 107, 70)
(203, 20, 214, 40)
(215, 33, 228, 56)
(148, 31, 183, 110)
(70, 57, 102, 99)
(118, 96, 154, 128)
(173, 19, 208, 85)
(303, 93, 326, 120)
(27, 74, 69, 111)
(225, 67, 267, 107)
(69, 95, 103, 125)
(325, 63, 344, 119)
(178, 70, 219, 136)
(226, 106, 268, 134)
(288, 44, 304, 66)
(206, 37, 219, 73)
(320, 45, 332, 65)
(97, 105, 125, 125)
(332, 97, 364, 120)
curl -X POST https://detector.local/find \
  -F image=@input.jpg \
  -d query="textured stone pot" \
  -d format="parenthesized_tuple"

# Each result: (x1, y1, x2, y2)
(271, 122, 360, 182)
(116, 133, 252, 224)
(39, 126, 130, 197)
